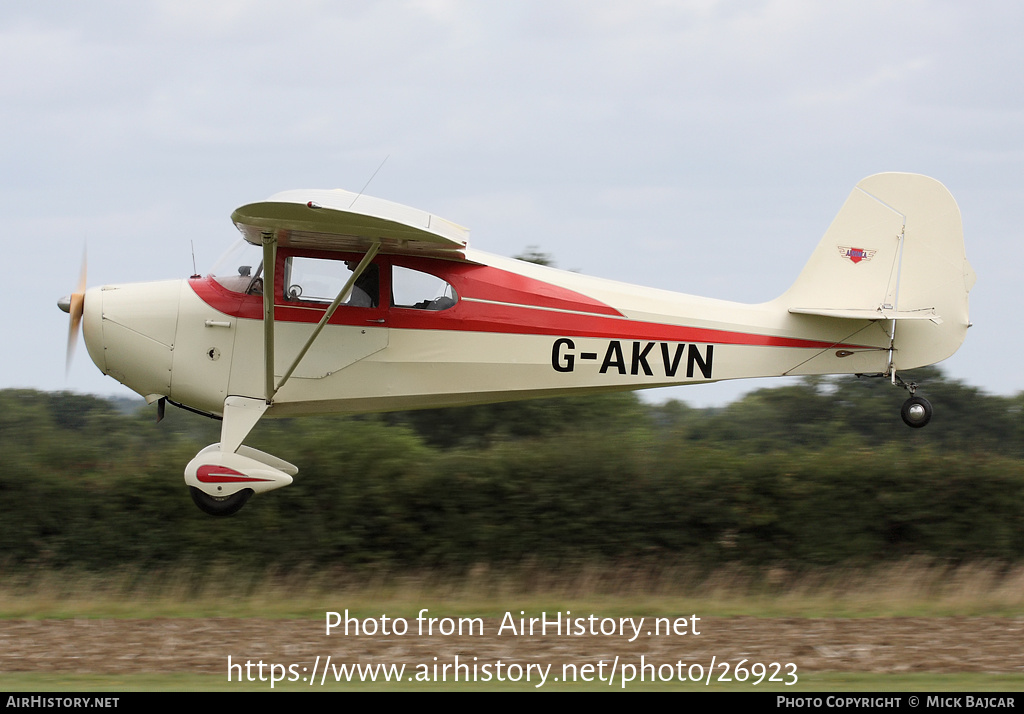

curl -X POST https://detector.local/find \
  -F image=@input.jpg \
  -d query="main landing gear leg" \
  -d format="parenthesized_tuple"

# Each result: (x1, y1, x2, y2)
(183, 396, 298, 516)
(892, 371, 932, 429)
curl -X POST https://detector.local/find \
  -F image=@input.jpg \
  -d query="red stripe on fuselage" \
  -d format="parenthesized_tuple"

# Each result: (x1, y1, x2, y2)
(390, 301, 867, 350)
(190, 258, 874, 351)
(444, 261, 622, 316)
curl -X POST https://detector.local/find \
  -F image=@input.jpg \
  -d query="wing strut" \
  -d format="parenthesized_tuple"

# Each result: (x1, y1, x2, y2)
(272, 241, 381, 398)
(261, 231, 277, 404)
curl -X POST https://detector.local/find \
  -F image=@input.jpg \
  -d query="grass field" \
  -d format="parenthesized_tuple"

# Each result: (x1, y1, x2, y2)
(2, 561, 1023, 692)
(2, 559, 1024, 619)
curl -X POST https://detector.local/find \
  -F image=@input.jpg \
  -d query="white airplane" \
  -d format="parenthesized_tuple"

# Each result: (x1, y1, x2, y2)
(59, 172, 974, 515)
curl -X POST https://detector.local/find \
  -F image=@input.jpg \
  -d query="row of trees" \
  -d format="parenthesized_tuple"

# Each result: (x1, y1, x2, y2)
(2, 368, 1022, 571)
(384, 366, 1022, 455)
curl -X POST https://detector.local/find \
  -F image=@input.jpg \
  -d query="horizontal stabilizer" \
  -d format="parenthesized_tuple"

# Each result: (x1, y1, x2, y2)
(789, 306, 942, 323)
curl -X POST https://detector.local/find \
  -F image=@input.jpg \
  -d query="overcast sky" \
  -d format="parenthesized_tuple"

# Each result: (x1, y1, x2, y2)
(7, 1, 1021, 408)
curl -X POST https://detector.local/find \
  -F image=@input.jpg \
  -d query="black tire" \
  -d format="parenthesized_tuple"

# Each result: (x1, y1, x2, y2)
(189, 486, 254, 516)
(900, 396, 933, 428)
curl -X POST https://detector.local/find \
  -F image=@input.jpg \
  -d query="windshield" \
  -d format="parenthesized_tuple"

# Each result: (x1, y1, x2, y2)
(210, 239, 264, 294)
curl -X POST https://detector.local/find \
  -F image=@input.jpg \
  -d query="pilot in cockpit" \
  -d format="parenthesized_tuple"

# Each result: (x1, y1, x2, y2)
(344, 261, 379, 307)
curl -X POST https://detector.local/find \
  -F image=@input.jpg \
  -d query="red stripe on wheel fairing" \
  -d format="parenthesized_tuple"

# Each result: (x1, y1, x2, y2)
(196, 464, 272, 484)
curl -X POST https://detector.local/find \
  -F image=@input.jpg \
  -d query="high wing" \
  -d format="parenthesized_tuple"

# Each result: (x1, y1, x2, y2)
(230, 189, 471, 406)
(231, 188, 470, 256)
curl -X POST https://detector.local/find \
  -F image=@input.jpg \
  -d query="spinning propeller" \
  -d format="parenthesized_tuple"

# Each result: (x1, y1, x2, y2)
(57, 249, 87, 374)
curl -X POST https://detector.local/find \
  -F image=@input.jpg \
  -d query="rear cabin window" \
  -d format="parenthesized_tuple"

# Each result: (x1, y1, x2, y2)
(392, 266, 457, 310)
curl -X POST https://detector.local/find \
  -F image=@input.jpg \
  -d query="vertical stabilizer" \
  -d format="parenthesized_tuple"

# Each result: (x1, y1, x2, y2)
(781, 173, 975, 370)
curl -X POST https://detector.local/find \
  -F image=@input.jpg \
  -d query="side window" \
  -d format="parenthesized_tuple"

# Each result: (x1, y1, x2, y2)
(392, 266, 457, 310)
(283, 257, 379, 307)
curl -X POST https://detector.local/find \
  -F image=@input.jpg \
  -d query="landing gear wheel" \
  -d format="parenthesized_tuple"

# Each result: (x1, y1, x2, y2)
(900, 396, 932, 429)
(189, 486, 254, 516)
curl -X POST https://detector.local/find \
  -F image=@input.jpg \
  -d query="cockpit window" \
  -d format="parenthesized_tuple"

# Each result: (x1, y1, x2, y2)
(284, 256, 379, 307)
(392, 266, 457, 310)
(210, 240, 264, 295)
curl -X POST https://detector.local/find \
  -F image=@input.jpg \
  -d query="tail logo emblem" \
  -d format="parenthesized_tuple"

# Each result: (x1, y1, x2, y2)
(838, 246, 876, 264)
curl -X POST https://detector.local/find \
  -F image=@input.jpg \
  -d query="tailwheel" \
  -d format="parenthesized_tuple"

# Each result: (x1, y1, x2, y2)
(900, 396, 933, 429)
(189, 486, 254, 517)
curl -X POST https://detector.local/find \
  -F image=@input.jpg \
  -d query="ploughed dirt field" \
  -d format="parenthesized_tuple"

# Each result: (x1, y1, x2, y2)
(2, 617, 1023, 676)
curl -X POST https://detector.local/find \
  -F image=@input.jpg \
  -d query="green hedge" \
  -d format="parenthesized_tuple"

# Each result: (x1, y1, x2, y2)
(2, 388, 1023, 570)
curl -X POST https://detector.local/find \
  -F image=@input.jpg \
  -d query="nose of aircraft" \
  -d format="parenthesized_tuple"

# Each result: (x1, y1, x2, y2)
(60, 280, 181, 400)
(98, 281, 180, 398)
